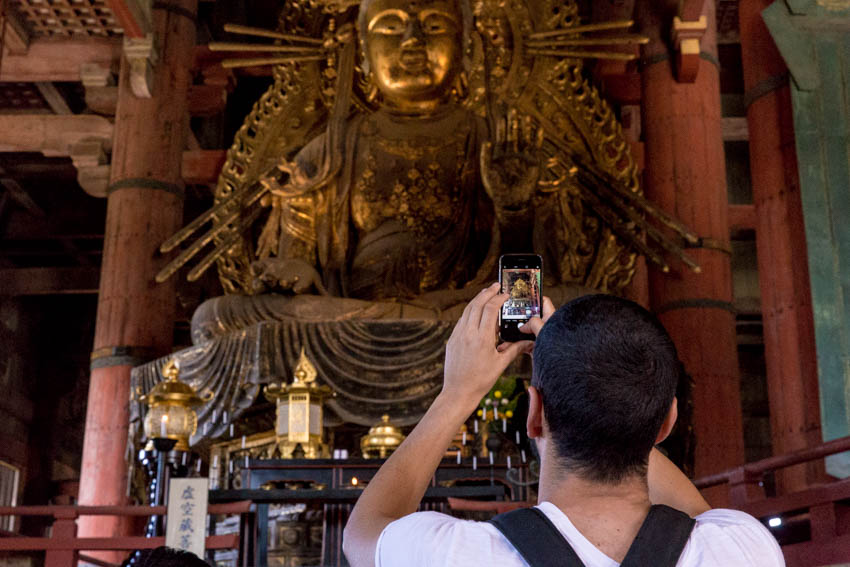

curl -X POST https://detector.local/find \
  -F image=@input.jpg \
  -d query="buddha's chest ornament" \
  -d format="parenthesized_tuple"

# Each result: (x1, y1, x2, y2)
(351, 115, 472, 237)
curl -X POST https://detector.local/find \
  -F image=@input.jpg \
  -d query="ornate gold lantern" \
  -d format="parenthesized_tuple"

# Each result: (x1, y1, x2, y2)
(140, 360, 208, 452)
(264, 349, 333, 459)
(361, 415, 405, 459)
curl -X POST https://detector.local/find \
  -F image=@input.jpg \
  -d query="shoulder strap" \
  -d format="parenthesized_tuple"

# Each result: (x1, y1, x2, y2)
(489, 507, 585, 567)
(620, 504, 696, 567)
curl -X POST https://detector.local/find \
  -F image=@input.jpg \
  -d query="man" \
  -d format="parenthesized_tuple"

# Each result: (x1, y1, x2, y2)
(344, 284, 784, 566)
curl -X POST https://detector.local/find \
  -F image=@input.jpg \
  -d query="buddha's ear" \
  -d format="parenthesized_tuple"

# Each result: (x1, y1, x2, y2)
(655, 397, 678, 445)
(526, 385, 544, 438)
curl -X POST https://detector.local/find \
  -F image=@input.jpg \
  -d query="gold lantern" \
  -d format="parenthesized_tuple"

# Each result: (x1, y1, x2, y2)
(264, 349, 333, 459)
(140, 360, 209, 452)
(361, 415, 405, 459)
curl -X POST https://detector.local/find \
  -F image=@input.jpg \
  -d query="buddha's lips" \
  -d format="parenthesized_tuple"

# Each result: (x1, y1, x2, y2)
(400, 50, 428, 71)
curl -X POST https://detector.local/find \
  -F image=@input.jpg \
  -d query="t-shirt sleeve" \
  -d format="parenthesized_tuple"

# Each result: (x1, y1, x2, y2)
(685, 508, 785, 566)
(375, 511, 500, 567)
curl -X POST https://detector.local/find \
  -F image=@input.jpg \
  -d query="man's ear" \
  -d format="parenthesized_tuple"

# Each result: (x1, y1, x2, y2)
(527, 385, 544, 439)
(655, 397, 678, 444)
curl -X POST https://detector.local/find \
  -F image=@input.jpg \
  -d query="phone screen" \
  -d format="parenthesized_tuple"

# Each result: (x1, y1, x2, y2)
(500, 268, 542, 322)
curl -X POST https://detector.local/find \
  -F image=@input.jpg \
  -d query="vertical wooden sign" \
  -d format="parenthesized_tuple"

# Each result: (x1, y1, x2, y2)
(165, 478, 208, 559)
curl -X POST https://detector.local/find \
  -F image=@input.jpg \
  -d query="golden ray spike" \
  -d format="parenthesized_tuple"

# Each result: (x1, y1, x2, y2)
(160, 182, 254, 253)
(208, 42, 325, 54)
(526, 35, 649, 47)
(529, 20, 635, 40)
(187, 205, 265, 282)
(578, 161, 700, 245)
(518, 102, 701, 270)
(526, 49, 637, 61)
(221, 55, 326, 69)
(223, 23, 323, 45)
(155, 184, 269, 283)
(572, 165, 699, 269)
(575, 188, 670, 273)
(579, 171, 702, 273)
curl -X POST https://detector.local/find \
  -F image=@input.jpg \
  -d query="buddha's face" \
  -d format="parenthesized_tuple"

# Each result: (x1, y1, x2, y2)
(362, 0, 463, 110)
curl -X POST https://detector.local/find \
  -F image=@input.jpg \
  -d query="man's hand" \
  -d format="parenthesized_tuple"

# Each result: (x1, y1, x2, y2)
(443, 282, 532, 406)
(516, 296, 556, 338)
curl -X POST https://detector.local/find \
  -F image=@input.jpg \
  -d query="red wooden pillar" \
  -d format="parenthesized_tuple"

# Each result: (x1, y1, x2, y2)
(638, 0, 745, 505)
(77, 0, 197, 545)
(739, 0, 823, 492)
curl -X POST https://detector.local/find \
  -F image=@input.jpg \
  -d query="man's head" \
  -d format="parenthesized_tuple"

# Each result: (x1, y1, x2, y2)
(529, 294, 680, 483)
(131, 546, 210, 567)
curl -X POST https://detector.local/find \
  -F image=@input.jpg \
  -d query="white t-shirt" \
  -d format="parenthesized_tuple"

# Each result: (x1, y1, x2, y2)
(376, 502, 785, 566)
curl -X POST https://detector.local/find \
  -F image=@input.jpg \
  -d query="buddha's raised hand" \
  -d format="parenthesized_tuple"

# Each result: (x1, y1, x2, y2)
(480, 108, 543, 219)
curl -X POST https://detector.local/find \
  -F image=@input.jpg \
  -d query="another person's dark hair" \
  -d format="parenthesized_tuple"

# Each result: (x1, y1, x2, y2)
(531, 294, 680, 483)
(131, 546, 211, 567)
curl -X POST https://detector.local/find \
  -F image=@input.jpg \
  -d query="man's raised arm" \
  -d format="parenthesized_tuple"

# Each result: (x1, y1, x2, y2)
(342, 283, 532, 567)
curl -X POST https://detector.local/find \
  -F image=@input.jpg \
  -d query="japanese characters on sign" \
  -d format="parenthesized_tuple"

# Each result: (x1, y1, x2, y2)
(165, 478, 208, 558)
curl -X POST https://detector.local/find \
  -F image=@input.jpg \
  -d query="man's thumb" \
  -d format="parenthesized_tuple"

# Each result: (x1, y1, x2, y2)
(519, 317, 544, 337)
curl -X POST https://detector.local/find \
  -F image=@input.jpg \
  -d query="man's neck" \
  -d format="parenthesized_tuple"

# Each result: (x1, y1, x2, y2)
(537, 457, 651, 562)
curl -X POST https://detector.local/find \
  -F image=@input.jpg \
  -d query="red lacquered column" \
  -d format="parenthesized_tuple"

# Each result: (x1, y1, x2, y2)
(739, 0, 823, 493)
(77, 0, 197, 550)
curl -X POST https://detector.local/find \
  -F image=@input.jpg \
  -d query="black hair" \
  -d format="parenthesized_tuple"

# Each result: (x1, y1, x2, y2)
(531, 294, 680, 483)
(128, 547, 211, 567)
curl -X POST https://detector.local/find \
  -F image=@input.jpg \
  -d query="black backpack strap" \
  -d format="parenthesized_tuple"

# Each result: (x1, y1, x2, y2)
(489, 507, 585, 567)
(620, 504, 696, 567)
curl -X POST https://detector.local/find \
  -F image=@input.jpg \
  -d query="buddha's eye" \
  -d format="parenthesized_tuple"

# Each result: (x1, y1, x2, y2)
(369, 13, 407, 35)
(420, 13, 456, 35)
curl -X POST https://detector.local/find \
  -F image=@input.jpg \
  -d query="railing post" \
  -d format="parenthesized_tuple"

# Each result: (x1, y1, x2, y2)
(727, 469, 764, 509)
(810, 503, 837, 542)
(44, 509, 78, 567)
(238, 508, 256, 567)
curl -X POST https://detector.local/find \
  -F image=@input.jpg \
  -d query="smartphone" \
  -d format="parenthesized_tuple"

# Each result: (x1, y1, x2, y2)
(499, 254, 543, 342)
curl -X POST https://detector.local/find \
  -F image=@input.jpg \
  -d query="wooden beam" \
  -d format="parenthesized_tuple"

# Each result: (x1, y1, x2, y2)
(104, 0, 150, 39)
(0, 114, 113, 156)
(0, 267, 100, 295)
(187, 84, 228, 116)
(722, 117, 749, 141)
(35, 83, 73, 115)
(0, 7, 31, 54)
(599, 72, 641, 105)
(728, 204, 756, 232)
(0, 178, 46, 217)
(0, 38, 120, 82)
(182, 150, 226, 184)
(680, 0, 707, 22)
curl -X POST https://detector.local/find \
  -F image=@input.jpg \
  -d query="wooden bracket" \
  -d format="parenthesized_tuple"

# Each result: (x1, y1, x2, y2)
(123, 33, 158, 98)
(70, 140, 111, 198)
(81, 63, 118, 115)
(671, 16, 707, 83)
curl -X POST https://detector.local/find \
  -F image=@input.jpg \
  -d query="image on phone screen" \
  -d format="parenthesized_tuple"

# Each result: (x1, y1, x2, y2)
(501, 268, 542, 321)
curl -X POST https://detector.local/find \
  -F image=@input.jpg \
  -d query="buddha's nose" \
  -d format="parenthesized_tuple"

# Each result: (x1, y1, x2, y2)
(401, 18, 425, 47)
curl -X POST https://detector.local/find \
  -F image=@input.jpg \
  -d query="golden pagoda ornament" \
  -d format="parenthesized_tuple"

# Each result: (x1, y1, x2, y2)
(264, 348, 333, 459)
(361, 415, 405, 459)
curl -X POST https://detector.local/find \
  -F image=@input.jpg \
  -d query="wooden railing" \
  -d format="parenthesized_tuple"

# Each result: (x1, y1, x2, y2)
(0, 501, 251, 567)
(693, 435, 850, 567)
